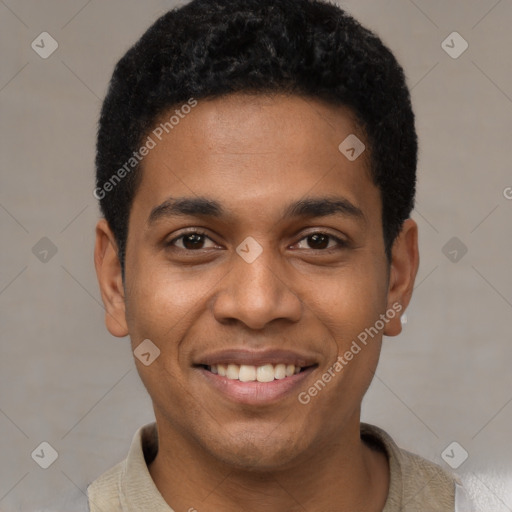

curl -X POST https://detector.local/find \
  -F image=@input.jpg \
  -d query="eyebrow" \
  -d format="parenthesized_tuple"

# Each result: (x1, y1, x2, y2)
(147, 195, 366, 226)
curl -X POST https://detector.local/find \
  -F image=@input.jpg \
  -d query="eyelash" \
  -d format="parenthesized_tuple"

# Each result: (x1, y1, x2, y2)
(166, 229, 349, 252)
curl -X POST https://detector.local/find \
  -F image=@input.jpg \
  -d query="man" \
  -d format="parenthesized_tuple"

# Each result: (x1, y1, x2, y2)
(89, 0, 474, 510)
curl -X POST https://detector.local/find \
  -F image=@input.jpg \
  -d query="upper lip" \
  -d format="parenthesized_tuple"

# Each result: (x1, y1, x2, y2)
(195, 349, 318, 368)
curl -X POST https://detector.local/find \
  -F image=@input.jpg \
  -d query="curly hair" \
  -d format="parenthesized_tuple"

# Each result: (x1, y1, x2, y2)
(95, 0, 417, 271)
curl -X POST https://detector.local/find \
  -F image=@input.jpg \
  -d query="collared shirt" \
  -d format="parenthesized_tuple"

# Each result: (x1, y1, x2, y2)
(86, 421, 474, 511)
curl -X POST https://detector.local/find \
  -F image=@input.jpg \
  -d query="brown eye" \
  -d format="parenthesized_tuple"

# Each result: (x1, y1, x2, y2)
(295, 232, 348, 251)
(307, 233, 329, 249)
(167, 230, 217, 251)
(181, 233, 206, 250)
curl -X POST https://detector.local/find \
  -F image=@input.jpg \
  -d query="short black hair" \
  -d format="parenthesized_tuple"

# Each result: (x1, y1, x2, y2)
(95, 0, 417, 273)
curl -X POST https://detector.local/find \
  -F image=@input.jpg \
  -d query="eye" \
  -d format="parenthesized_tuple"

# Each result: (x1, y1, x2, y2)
(165, 229, 348, 253)
(294, 232, 348, 251)
(167, 230, 219, 251)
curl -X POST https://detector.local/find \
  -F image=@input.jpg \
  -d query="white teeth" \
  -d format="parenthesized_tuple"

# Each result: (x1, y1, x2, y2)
(274, 363, 286, 380)
(256, 364, 275, 383)
(226, 364, 239, 380)
(208, 363, 303, 381)
(239, 364, 256, 382)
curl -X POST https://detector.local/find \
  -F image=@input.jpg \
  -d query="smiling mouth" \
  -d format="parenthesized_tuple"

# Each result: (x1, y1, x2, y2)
(200, 363, 316, 382)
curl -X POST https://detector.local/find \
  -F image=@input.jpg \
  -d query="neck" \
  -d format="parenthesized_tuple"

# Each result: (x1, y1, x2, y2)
(148, 415, 389, 512)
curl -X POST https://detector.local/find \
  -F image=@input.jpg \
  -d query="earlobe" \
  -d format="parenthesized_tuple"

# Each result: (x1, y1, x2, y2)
(94, 219, 129, 337)
(383, 218, 419, 337)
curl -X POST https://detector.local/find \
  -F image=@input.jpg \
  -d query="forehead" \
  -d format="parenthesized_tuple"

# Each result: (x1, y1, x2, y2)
(131, 93, 379, 227)
(149, 93, 368, 163)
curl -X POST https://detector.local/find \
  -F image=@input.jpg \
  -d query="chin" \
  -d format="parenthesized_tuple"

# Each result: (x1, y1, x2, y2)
(203, 428, 310, 472)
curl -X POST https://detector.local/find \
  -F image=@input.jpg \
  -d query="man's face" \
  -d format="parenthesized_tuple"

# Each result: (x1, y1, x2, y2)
(96, 93, 416, 470)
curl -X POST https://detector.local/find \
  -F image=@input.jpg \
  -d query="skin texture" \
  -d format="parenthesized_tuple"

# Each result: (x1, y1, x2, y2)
(94, 93, 419, 512)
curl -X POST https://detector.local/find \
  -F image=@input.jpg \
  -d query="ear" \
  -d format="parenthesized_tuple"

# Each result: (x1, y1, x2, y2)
(383, 218, 419, 337)
(94, 218, 129, 337)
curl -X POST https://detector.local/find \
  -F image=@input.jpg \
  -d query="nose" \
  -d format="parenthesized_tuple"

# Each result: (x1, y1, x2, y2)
(211, 242, 303, 330)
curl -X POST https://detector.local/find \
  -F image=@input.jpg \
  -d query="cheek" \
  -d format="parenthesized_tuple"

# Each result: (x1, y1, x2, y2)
(314, 262, 387, 339)
(123, 258, 227, 396)
(324, 261, 388, 387)
(123, 264, 202, 408)
(125, 256, 209, 339)
(307, 275, 384, 412)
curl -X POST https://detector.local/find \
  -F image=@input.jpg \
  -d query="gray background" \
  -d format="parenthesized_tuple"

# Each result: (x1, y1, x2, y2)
(1, 0, 511, 510)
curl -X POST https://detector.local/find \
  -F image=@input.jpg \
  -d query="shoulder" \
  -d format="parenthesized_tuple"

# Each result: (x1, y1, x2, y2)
(86, 459, 125, 512)
(398, 446, 459, 507)
(361, 423, 472, 511)
(86, 422, 160, 512)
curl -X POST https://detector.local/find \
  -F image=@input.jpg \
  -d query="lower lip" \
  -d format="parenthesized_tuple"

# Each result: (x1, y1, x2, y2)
(198, 366, 316, 405)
